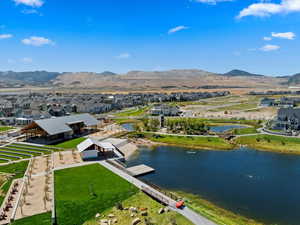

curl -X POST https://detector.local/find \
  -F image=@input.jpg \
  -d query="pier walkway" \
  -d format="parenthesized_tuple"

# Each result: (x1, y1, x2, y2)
(99, 161, 216, 225)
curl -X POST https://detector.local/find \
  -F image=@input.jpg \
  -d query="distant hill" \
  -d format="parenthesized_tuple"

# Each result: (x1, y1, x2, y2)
(0, 71, 61, 84)
(288, 73, 300, 85)
(223, 69, 265, 77)
(99, 71, 116, 76)
(53, 69, 287, 90)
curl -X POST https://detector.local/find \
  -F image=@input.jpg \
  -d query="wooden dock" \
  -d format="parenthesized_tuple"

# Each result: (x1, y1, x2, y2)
(127, 164, 155, 176)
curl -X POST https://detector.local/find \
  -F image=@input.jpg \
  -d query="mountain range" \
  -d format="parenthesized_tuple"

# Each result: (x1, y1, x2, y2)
(0, 69, 298, 90)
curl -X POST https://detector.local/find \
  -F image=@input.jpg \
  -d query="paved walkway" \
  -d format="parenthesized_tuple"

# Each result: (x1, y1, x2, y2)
(99, 161, 217, 225)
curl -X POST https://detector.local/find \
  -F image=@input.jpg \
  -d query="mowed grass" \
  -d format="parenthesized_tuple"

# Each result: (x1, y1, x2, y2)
(50, 137, 86, 149)
(55, 164, 138, 225)
(141, 133, 234, 150)
(11, 212, 51, 225)
(115, 106, 150, 117)
(175, 191, 262, 225)
(0, 161, 29, 205)
(235, 134, 300, 154)
(232, 127, 258, 135)
(84, 192, 193, 225)
(0, 126, 14, 132)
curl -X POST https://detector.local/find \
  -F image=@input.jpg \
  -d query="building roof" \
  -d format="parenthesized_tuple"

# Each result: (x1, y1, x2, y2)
(34, 113, 98, 135)
(77, 138, 115, 152)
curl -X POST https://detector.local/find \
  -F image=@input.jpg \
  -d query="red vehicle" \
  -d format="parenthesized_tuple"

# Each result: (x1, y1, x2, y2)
(176, 200, 185, 209)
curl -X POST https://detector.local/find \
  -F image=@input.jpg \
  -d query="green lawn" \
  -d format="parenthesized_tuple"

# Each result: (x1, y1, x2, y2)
(84, 192, 193, 225)
(55, 164, 138, 225)
(0, 161, 29, 205)
(114, 106, 150, 117)
(50, 137, 86, 149)
(11, 212, 51, 225)
(232, 127, 258, 135)
(133, 132, 235, 150)
(235, 134, 300, 154)
(0, 126, 14, 132)
(175, 191, 262, 225)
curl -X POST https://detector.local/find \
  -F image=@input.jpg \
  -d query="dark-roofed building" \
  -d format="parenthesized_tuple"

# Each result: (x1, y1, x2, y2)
(22, 113, 98, 144)
(274, 108, 300, 131)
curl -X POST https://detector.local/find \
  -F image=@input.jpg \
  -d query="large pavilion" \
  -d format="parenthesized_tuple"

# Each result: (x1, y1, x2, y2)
(21, 114, 98, 144)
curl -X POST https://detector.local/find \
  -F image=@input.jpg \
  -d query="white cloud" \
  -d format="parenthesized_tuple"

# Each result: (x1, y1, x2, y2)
(195, 0, 232, 5)
(14, 0, 44, 7)
(0, 34, 13, 39)
(237, 0, 300, 18)
(260, 44, 280, 51)
(263, 37, 272, 41)
(21, 57, 33, 63)
(271, 32, 296, 40)
(116, 53, 131, 59)
(22, 36, 54, 46)
(168, 26, 189, 34)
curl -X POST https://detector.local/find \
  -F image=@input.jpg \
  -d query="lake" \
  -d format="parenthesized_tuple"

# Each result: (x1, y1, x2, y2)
(209, 125, 246, 133)
(127, 146, 300, 225)
(121, 123, 135, 131)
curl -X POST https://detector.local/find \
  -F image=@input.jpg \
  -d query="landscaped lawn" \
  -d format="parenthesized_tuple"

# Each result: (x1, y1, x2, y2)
(84, 192, 193, 225)
(235, 134, 300, 153)
(0, 126, 14, 132)
(55, 163, 138, 225)
(209, 103, 258, 112)
(50, 137, 86, 149)
(11, 212, 51, 225)
(115, 106, 150, 117)
(232, 127, 258, 135)
(133, 132, 235, 150)
(0, 161, 29, 205)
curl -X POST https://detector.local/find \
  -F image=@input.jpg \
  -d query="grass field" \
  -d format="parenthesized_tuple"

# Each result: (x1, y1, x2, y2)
(11, 212, 51, 225)
(134, 132, 235, 150)
(0, 126, 14, 132)
(209, 103, 258, 112)
(175, 191, 262, 225)
(115, 106, 150, 117)
(55, 164, 138, 225)
(235, 134, 300, 154)
(50, 137, 86, 149)
(0, 161, 29, 205)
(84, 192, 193, 225)
(232, 127, 258, 135)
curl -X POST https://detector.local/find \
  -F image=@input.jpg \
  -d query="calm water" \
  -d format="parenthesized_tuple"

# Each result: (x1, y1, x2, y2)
(210, 125, 246, 133)
(122, 123, 135, 131)
(127, 146, 300, 225)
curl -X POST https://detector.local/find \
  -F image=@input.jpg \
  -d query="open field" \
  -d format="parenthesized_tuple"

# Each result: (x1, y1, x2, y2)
(131, 132, 235, 150)
(84, 192, 193, 225)
(175, 191, 262, 225)
(50, 137, 86, 149)
(209, 103, 258, 112)
(232, 127, 258, 135)
(11, 212, 51, 225)
(114, 106, 150, 117)
(54, 164, 138, 225)
(235, 134, 300, 154)
(0, 161, 29, 205)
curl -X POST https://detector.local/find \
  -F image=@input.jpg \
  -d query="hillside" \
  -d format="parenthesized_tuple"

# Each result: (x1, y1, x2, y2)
(52, 69, 288, 90)
(223, 70, 265, 77)
(288, 73, 300, 85)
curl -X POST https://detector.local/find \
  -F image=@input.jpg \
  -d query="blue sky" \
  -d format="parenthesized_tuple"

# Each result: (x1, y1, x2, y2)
(1, 0, 300, 75)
